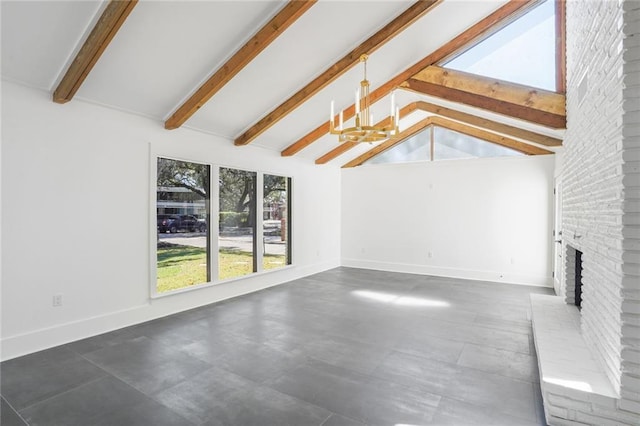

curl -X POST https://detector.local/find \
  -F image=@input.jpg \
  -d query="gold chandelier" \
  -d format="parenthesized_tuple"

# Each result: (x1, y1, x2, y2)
(330, 54, 399, 143)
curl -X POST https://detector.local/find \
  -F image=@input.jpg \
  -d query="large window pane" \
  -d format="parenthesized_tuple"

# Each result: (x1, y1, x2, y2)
(363, 125, 524, 165)
(365, 127, 431, 165)
(263, 175, 291, 270)
(156, 158, 210, 293)
(219, 168, 256, 280)
(433, 126, 522, 160)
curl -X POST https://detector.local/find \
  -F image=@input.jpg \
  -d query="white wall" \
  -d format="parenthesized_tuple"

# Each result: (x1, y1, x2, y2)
(0, 81, 341, 360)
(341, 155, 555, 287)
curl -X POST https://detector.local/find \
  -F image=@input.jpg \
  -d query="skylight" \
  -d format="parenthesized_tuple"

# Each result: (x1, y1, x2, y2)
(444, 0, 556, 91)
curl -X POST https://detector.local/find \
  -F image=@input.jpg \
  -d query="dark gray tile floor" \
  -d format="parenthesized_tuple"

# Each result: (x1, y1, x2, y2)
(1, 267, 552, 425)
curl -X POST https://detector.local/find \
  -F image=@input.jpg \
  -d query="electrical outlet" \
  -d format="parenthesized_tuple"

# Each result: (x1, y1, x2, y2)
(53, 294, 63, 307)
(427, 251, 433, 258)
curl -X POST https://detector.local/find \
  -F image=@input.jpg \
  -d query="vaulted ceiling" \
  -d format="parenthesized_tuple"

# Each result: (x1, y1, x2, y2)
(1, 0, 565, 168)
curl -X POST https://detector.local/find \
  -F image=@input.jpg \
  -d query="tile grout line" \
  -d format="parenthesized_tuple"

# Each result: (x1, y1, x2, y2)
(16, 375, 108, 414)
(2, 395, 30, 426)
(3, 268, 550, 425)
(315, 411, 334, 426)
(455, 342, 468, 364)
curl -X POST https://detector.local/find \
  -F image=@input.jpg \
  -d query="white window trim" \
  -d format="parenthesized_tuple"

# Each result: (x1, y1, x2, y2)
(149, 146, 292, 299)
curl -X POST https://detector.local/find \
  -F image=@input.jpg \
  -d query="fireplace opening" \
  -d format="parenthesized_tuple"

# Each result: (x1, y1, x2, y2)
(575, 249, 583, 309)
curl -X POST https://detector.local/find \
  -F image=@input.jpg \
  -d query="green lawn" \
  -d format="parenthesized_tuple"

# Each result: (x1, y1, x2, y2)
(157, 245, 286, 293)
(218, 249, 253, 280)
(157, 245, 207, 293)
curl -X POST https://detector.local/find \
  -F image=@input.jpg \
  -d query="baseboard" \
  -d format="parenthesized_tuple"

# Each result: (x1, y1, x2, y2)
(1, 259, 339, 361)
(341, 258, 553, 287)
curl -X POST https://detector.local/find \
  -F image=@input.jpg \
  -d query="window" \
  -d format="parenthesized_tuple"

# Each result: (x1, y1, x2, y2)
(433, 126, 521, 160)
(367, 126, 432, 165)
(444, 0, 557, 91)
(364, 125, 522, 166)
(156, 158, 210, 293)
(153, 157, 292, 296)
(263, 174, 291, 270)
(219, 168, 256, 280)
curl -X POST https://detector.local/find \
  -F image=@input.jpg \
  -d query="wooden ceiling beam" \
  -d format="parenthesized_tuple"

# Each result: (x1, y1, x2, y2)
(318, 99, 560, 166)
(315, 141, 359, 166)
(53, 0, 138, 104)
(402, 78, 566, 128)
(342, 117, 433, 168)
(282, 103, 356, 156)
(280, 0, 538, 156)
(314, 102, 420, 164)
(428, 116, 553, 155)
(414, 101, 562, 146)
(164, 0, 317, 130)
(235, 0, 442, 146)
(412, 66, 566, 116)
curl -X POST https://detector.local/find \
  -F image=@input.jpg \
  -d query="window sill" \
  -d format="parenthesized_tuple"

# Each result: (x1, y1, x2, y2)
(150, 263, 295, 299)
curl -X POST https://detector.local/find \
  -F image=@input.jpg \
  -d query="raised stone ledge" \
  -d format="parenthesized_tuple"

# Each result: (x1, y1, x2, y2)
(529, 294, 637, 425)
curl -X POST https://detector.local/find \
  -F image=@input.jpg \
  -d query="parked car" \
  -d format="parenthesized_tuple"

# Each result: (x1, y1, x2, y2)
(157, 214, 174, 233)
(158, 215, 206, 233)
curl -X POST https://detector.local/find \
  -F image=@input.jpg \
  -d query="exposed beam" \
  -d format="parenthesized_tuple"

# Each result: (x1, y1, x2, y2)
(53, 1, 137, 104)
(282, 104, 355, 156)
(315, 102, 420, 164)
(317, 99, 561, 166)
(412, 66, 566, 116)
(413, 101, 562, 146)
(235, 0, 442, 146)
(280, 0, 538, 156)
(428, 116, 553, 155)
(315, 142, 359, 166)
(556, 0, 566, 93)
(164, 1, 317, 130)
(342, 117, 433, 168)
(402, 78, 566, 128)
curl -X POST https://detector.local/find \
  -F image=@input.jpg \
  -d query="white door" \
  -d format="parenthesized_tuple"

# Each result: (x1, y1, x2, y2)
(553, 178, 563, 295)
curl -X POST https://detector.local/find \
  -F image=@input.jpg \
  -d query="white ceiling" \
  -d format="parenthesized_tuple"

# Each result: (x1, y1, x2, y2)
(1, 0, 564, 167)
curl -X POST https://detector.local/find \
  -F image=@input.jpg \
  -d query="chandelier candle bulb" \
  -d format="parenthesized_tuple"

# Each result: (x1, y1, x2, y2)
(391, 93, 395, 117)
(339, 110, 343, 129)
(330, 100, 334, 125)
(355, 89, 360, 114)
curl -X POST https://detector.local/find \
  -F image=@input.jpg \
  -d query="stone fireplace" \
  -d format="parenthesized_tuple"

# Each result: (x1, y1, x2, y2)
(529, 0, 639, 425)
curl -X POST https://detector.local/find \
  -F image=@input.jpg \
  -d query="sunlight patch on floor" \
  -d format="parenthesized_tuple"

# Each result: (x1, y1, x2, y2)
(351, 289, 450, 308)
